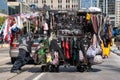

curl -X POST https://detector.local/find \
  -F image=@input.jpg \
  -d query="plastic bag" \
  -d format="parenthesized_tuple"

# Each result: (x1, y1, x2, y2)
(79, 50, 84, 61)
(86, 45, 97, 58)
(87, 44, 102, 58)
(93, 55, 103, 65)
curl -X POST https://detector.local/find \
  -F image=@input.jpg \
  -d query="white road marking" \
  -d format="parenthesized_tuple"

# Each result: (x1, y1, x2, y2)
(33, 73, 46, 80)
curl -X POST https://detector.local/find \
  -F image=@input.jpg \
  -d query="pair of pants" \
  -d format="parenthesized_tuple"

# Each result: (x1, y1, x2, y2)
(11, 49, 30, 70)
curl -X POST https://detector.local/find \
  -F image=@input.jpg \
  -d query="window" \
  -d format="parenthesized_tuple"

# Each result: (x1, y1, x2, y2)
(72, 5, 73, 8)
(66, 5, 70, 9)
(58, 0, 62, 3)
(51, 5, 53, 8)
(42, 0, 46, 3)
(66, 0, 70, 3)
(74, 5, 75, 8)
(72, 0, 73, 2)
(51, 0, 53, 3)
(76, 5, 78, 8)
(58, 5, 62, 9)
(8, 6, 19, 15)
(34, 0, 38, 3)
(26, 0, 28, 3)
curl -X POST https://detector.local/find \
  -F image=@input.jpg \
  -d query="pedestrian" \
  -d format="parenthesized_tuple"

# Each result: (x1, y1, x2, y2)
(10, 29, 34, 73)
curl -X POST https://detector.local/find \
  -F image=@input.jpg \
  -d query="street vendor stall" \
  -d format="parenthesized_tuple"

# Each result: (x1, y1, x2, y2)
(31, 9, 109, 72)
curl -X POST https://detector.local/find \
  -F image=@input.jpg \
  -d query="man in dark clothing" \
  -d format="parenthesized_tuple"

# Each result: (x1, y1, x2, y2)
(11, 33, 34, 73)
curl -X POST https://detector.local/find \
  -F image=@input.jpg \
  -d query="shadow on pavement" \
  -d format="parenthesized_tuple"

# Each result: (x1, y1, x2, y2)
(99, 64, 120, 73)
(27, 66, 102, 73)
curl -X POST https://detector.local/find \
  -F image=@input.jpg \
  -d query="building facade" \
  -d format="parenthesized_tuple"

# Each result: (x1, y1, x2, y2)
(7, 0, 20, 15)
(0, 0, 8, 14)
(99, 0, 115, 26)
(22, 0, 79, 10)
(115, 0, 120, 27)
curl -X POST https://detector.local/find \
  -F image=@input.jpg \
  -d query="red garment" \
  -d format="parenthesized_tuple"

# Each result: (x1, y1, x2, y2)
(4, 19, 12, 42)
(65, 40, 70, 59)
(10, 33, 13, 44)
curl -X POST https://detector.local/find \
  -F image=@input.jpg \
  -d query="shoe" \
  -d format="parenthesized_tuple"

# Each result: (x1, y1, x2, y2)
(19, 68, 22, 70)
(11, 70, 21, 74)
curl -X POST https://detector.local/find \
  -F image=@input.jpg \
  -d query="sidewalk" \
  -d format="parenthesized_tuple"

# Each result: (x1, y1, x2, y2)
(0, 44, 9, 49)
(110, 44, 120, 56)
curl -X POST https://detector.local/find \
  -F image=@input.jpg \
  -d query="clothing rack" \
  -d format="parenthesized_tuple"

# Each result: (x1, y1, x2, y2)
(56, 35, 82, 38)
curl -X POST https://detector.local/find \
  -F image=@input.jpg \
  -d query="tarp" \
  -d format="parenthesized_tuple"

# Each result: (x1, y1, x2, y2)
(88, 7, 101, 12)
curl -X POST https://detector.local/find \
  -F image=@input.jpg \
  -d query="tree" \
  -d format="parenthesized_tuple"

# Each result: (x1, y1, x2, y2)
(0, 16, 6, 26)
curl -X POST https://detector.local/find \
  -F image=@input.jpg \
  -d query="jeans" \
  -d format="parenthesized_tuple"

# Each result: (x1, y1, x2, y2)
(11, 49, 30, 70)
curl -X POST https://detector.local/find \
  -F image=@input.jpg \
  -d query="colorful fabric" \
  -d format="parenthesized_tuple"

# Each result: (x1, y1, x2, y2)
(65, 40, 70, 59)
(0, 24, 4, 34)
(86, 13, 90, 20)
(91, 14, 98, 34)
(3, 19, 12, 42)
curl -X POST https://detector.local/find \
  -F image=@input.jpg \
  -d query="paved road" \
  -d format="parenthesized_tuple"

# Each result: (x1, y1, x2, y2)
(0, 48, 120, 80)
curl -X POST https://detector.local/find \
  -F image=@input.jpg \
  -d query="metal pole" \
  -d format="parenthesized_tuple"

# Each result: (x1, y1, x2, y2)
(29, 20, 30, 32)
(91, 0, 92, 7)
(20, 2, 22, 14)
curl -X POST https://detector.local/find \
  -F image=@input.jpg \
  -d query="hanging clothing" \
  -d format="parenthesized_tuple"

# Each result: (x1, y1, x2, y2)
(49, 39, 65, 60)
(72, 39, 78, 65)
(61, 39, 65, 56)
(91, 14, 98, 34)
(69, 38, 73, 57)
(65, 39, 70, 59)
(3, 18, 12, 42)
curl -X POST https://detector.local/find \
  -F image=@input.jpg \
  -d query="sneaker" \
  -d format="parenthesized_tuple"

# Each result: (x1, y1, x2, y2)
(10, 70, 21, 74)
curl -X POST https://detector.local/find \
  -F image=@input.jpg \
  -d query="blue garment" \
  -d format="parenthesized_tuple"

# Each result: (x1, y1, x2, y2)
(103, 24, 109, 39)
(11, 49, 30, 70)
(112, 29, 119, 37)
(11, 26, 19, 34)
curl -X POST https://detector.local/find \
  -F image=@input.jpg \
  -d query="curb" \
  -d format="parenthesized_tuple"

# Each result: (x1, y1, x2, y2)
(111, 50, 120, 56)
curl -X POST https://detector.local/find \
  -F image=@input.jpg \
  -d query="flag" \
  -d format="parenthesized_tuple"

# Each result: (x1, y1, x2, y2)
(3, 18, 12, 42)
